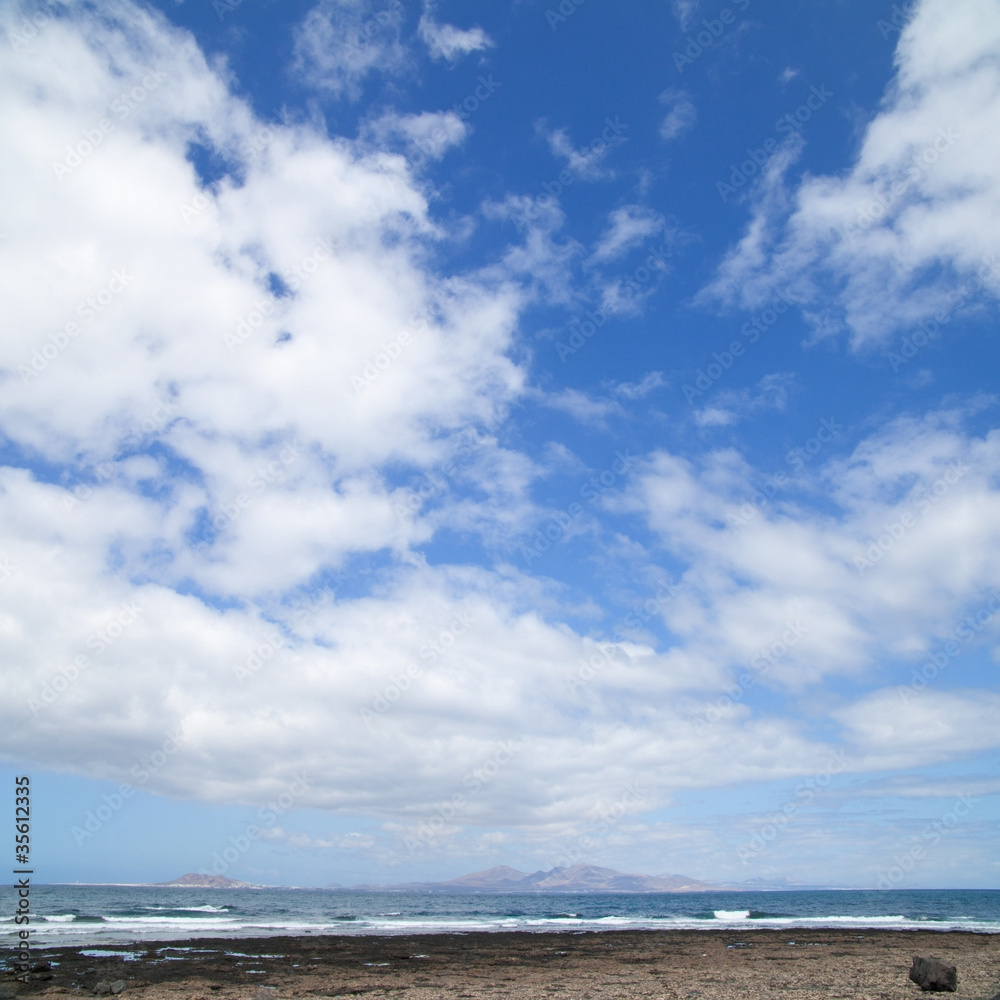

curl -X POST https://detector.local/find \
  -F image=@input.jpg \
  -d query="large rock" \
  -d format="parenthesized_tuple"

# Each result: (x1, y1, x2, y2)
(92, 981, 125, 995)
(908, 956, 957, 992)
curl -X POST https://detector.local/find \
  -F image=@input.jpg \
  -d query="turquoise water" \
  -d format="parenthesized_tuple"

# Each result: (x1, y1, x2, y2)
(2, 886, 998, 946)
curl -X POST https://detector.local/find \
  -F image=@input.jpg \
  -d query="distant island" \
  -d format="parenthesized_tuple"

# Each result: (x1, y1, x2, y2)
(157, 873, 263, 889)
(351, 864, 815, 893)
(152, 864, 818, 893)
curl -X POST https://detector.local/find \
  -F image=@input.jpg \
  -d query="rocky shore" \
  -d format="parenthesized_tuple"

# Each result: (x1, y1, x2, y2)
(6, 929, 1000, 1000)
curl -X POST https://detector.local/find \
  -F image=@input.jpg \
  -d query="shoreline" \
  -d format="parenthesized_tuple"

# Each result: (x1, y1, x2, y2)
(8, 929, 1000, 1000)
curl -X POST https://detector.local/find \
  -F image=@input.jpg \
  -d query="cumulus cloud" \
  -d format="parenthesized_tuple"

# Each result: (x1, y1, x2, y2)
(621, 407, 1000, 708)
(701, 0, 1000, 345)
(4, 0, 1000, 873)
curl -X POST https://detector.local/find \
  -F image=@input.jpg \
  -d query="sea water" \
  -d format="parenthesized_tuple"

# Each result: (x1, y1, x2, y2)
(1, 886, 998, 947)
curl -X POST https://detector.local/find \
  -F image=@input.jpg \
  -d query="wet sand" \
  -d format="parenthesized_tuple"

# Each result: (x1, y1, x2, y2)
(8, 930, 1000, 1000)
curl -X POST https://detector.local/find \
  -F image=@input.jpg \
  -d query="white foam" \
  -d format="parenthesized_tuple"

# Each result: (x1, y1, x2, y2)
(5, 906, 999, 946)
(143, 905, 230, 913)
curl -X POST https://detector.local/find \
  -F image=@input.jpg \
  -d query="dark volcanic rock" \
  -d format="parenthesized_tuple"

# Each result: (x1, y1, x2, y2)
(909, 956, 957, 992)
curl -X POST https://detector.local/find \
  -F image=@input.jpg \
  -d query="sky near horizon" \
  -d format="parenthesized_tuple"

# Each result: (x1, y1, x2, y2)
(1, 0, 999, 891)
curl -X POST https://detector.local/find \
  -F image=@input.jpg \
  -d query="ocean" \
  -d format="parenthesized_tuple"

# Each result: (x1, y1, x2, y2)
(2, 886, 999, 947)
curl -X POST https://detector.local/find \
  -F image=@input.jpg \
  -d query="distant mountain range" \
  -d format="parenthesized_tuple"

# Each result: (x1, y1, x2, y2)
(349, 864, 814, 894)
(154, 865, 820, 892)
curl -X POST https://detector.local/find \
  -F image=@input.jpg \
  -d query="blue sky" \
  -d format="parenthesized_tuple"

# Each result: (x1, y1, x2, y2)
(1, 0, 999, 890)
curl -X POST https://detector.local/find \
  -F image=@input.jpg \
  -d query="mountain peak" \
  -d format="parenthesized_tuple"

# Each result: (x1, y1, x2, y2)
(381, 864, 717, 893)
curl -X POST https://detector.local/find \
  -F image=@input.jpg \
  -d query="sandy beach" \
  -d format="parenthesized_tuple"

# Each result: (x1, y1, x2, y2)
(9, 930, 1000, 1000)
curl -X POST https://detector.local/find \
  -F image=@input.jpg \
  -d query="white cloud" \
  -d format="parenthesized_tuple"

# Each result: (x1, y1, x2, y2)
(537, 388, 623, 426)
(609, 372, 667, 400)
(693, 372, 795, 427)
(543, 125, 620, 181)
(671, 0, 699, 30)
(849, 774, 1000, 799)
(418, 1, 492, 62)
(659, 88, 697, 141)
(481, 194, 583, 305)
(591, 206, 666, 263)
(361, 109, 468, 163)
(621, 407, 1000, 708)
(258, 828, 376, 849)
(4, 0, 1000, 869)
(701, 0, 1000, 345)
(836, 690, 1000, 765)
(292, 0, 409, 100)
(0, 0, 527, 601)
